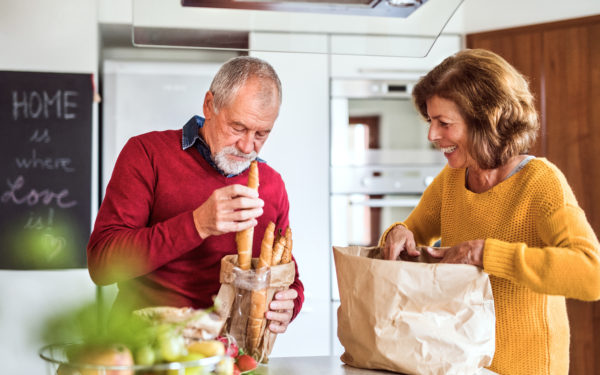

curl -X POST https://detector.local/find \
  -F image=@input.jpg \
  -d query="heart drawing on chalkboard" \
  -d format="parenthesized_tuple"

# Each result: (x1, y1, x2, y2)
(41, 233, 66, 261)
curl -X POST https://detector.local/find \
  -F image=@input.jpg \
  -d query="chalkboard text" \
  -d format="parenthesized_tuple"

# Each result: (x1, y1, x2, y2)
(12, 90, 79, 120)
(24, 208, 55, 230)
(1, 175, 77, 208)
(15, 149, 74, 172)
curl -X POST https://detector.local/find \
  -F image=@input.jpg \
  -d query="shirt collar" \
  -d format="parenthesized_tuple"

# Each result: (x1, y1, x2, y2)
(182, 115, 204, 150)
(181, 115, 265, 178)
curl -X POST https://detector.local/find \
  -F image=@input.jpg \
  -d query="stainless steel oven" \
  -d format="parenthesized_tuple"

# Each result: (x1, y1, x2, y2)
(329, 77, 446, 300)
(329, 78, 447, 355)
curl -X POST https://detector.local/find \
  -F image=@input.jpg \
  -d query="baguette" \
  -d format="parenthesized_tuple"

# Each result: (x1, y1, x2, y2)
(246, 221, 276, 355)
(236, 160, 259, 270)
(280, 227, 293, 264)
(258, 222, 275, 268)
(271, 233, 287, 266)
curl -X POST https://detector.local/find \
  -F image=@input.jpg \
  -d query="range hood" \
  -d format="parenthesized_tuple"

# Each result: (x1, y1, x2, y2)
(181, 0, 425, 18)
(132, 0, 463, 57)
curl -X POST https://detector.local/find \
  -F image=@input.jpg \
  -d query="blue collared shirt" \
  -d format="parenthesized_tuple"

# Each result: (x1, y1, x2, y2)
(181, 115, 263, 177)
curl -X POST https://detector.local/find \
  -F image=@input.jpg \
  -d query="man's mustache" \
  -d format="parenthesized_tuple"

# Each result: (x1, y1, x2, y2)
(223, 146, 257, 160)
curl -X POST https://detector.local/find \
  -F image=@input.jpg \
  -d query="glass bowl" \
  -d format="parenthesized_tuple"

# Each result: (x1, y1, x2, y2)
(39, 342, 225, 375)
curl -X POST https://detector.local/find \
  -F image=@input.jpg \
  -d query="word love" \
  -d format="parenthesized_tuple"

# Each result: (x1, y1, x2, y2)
(1, 175, 77, 208)
(12, 90, 79, 120)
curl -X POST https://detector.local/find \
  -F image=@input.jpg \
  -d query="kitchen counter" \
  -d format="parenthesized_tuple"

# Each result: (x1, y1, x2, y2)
(254, 356, 498, 374)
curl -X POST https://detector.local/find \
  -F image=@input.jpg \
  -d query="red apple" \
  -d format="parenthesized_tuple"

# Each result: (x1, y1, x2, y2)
(71, 344, 134, 375)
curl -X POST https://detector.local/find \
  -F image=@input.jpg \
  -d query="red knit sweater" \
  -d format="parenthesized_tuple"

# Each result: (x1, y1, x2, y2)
(87, 129, 304, 318)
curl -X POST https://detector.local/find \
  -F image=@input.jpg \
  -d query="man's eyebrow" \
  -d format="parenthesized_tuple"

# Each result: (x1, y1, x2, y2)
(230, 120, 247, 128)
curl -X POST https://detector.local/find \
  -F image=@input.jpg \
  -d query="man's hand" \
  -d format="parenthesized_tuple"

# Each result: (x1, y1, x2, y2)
(265, 288, 298, 334)
(192, 184, 264, 239)
(383, 225, 418, 260)
(425, 239, 485, 267)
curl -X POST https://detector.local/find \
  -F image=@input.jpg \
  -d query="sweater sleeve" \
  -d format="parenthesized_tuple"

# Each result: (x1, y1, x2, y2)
(269, 174, 304, 320)
(87, 137, 203, 285)
(484, 202, 600, 301)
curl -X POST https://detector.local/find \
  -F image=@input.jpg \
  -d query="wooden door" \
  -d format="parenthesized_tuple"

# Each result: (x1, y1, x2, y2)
(468, 15, 600, 374)
(542, 20, 600, 375)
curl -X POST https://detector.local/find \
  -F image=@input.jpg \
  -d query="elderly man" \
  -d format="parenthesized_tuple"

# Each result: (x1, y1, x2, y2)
(87, 56, 303, 334)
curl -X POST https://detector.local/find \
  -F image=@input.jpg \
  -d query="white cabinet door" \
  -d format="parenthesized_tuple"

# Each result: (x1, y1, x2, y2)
(330, 34, 462, 80)
(251, 33, 331, 357)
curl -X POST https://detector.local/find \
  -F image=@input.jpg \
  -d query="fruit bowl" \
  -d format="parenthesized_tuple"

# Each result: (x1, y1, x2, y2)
(39, 343, 226, 375)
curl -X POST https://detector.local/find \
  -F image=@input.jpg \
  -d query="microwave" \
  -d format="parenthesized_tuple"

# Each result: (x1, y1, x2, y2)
(330, 78, 445, 167)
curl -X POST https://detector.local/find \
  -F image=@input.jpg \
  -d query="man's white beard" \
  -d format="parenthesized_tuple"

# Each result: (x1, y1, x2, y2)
(214, 146, 257, 175)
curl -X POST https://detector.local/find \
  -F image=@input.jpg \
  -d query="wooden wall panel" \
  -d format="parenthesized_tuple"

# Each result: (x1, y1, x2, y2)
(466, 31, 544, 156)
(543, 23, 600, 239)
(468, 15, 600, 375)
(544, 22, 600, 375)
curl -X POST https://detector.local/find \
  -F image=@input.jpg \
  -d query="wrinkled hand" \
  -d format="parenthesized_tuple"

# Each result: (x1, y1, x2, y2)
(192, 184, 264, 239)
(266, 288, 298, 334)
(425, 239, 485, 267)
(383, 225, 418, 260)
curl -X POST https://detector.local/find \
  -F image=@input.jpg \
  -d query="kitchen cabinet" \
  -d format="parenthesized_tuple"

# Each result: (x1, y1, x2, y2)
(467, 14, 600, 375)
(330, 34, 462, 80)
(250, 33, 331, 357)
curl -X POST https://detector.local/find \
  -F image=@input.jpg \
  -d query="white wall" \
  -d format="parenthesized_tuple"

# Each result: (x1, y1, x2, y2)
(0, 1, 98, 73)
(0, 1, 100, 375)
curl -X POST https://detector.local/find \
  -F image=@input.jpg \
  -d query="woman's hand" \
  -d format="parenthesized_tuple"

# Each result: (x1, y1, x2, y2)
(425, 239, 485, 267)
(265, 288, 298, 334)
(383, 225, 418, 260)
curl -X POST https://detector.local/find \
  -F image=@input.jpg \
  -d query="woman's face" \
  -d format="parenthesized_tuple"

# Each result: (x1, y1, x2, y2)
(426, 95, 475, 169)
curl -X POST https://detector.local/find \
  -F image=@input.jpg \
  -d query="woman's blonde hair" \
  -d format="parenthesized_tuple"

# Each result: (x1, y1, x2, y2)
(412, 49, 539, 169)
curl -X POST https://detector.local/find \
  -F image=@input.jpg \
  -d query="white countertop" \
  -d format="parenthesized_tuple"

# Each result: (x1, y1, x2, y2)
(255, 356, 497, 374)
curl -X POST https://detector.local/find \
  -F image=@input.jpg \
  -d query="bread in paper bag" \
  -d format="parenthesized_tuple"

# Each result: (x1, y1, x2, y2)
(333, 245, 495, 375)
(216, 254, 295, 363)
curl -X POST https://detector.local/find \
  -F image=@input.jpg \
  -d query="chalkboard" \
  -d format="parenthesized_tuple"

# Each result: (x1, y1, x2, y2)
(0, 71, 92, 269)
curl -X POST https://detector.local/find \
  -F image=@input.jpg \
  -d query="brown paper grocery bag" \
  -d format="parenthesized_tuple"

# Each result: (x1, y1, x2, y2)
(333, 246, 495, 375)
(216, 254, 295, 363)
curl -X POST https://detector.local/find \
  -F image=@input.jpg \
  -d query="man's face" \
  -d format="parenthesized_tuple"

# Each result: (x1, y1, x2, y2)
(202, 78, 279, 175)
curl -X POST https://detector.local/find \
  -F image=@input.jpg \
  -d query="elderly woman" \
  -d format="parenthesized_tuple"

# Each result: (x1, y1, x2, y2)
(379, 49, 600, 375)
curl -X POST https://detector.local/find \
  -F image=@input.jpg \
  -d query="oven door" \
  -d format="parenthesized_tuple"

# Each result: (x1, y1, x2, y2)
(330, 193, 421, 301)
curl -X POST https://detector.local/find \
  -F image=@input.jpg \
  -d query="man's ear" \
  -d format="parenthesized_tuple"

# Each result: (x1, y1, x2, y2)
(203, 91, 214, 120)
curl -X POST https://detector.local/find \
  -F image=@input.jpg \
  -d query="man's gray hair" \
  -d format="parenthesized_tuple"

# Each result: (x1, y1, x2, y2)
(209, 56, 282, 113)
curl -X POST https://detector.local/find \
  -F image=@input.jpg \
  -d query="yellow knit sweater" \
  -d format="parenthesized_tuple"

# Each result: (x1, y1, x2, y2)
(379, 158, 600, 375)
